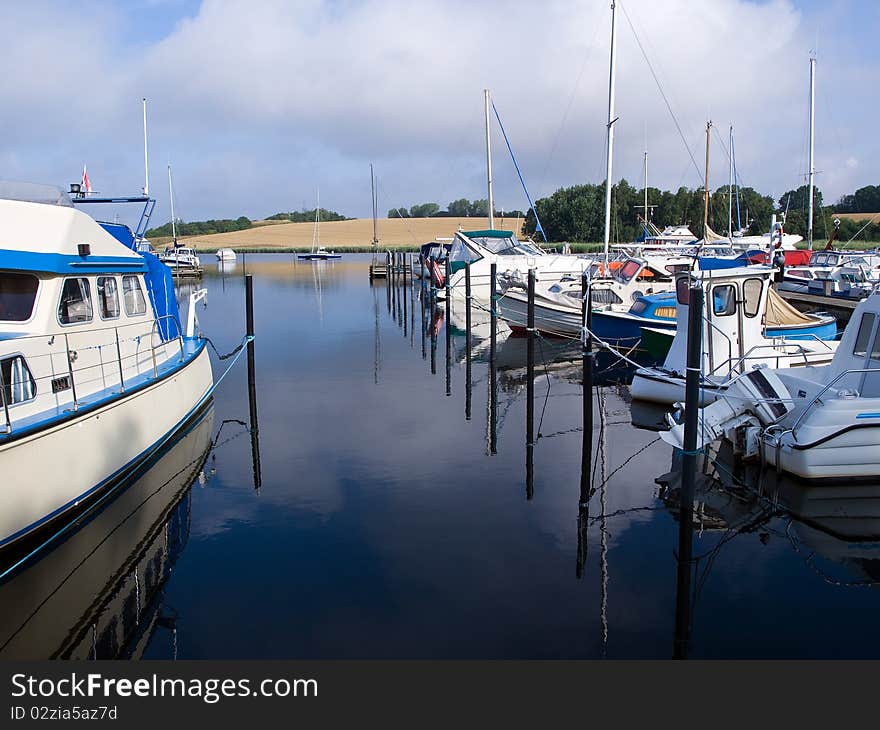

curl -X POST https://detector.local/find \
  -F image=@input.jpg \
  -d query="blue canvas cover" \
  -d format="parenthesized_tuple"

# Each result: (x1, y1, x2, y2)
(143, 252, 180, 341)
(99, 222, 137, 250)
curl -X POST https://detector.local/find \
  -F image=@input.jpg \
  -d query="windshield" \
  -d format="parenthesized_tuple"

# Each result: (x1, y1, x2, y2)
(613, 259, 643, 284)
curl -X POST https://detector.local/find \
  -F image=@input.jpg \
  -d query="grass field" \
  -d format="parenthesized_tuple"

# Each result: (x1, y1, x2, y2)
(163, 216, 525, 252)
(832, 212, 880, 222)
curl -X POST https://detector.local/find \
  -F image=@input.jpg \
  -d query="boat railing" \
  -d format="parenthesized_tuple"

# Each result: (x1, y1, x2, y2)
(0, 314, 187, 435)
(707, 341, 818, 379)
(789, 367, 880, 439)
(702, 315, 734, 375)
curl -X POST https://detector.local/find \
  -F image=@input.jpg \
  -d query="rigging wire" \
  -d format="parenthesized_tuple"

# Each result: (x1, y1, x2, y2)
(618, 0, 702, 181)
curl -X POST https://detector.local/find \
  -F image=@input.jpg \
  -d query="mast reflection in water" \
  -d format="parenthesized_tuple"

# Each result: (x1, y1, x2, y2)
(0, 406, 215, 659)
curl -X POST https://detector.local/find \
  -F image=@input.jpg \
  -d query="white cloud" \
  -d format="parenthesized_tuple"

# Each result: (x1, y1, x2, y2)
(0, 0, 876, 220)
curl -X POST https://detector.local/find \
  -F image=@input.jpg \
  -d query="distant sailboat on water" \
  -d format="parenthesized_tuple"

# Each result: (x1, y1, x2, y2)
(297, 189, 342, 260)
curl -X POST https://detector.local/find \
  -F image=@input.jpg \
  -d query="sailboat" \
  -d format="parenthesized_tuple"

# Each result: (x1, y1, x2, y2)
(297, 189, 341, 260)
(157, 164, 202, 276)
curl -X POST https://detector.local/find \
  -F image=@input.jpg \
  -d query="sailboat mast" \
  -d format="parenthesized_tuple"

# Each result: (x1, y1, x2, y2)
(370, 164, 378, 248)
(142, 98, 149, 196)
(167, 164, 176, 245)
(807, 54, 816, 249)
(313, 188, 320, 252)
(602, 1, 618, 270)
(643, 150, 648, 224)
(727, 125, 734, 238)
(484, 89, 495, 229)
(703, 121, 711, 238)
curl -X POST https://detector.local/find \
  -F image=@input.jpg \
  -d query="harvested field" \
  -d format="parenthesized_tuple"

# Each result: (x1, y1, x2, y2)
(174, 216, 524, 251)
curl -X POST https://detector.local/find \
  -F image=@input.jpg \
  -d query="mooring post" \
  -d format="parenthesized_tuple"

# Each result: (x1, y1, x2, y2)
(489, 262, 498, 451)
(245, 274, 262, 491)
(430, 278, 437, 375)
(420, 276, 427, 360)
(674, 283, 703, 658)
(445, 257, 452, 396)
(403, 254, 408, 338)
(465, 262, 472, 420)
(577, 269, 594, 578)
(526, 268, 536, 500)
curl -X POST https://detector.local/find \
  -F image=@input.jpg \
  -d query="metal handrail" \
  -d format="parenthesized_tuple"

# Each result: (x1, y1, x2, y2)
(0, 312, 190, 435)
(0, 365, 10, 433)
(709, 341, 815, 377)
(790, 366, 880, 438)
(702, 313, 734, 374)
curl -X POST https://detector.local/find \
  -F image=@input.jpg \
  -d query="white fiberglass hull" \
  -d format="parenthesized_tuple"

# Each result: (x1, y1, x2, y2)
(448, 256, 590, 299)
(761, 398, 880, 480)
(0, 345, 213, 549)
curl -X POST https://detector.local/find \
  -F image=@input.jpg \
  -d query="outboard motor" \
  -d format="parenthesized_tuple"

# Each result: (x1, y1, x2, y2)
(661, 368, 792, 452)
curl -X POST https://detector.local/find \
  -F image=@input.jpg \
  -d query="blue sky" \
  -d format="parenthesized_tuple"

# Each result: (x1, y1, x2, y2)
(1, 0, 876, 225)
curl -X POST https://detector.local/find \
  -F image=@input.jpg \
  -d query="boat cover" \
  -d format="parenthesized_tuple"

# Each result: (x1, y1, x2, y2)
(764, 287, 816, 327)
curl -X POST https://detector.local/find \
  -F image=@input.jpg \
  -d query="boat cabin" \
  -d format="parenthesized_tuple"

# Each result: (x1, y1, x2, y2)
(0, 186, 182, 435)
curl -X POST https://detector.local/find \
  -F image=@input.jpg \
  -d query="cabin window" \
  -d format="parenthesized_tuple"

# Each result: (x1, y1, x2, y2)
(0, 273, 39, 321)
(58, 277, 93, 324)
(853, 313, 876, 357)
(97, 276, 120, 320)
(676, 278, 691, 305)
(629, 299, 649, 315)
(590, 288, 622, 305)
(122, 276, 146, 316)
(787, 270, 810, 279)
(615, 260, 642, 283)
(712, 284, 737, 316)
(0, 355, 36, 405)
(665, 264, 691, 274)
(743, 278, 763, 318)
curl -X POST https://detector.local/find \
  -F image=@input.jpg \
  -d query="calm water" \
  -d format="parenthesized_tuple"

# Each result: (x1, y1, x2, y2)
(4, 253, 880, 659)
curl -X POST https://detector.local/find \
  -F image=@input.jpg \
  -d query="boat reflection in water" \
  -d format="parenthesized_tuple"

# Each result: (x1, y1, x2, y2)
(658, 441, 880, 656)
(0, 404, 214, 659)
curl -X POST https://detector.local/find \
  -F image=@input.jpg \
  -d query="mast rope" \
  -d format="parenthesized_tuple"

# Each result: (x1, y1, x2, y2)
(491, 101, 547, 243)
(618, 1, 701, 181)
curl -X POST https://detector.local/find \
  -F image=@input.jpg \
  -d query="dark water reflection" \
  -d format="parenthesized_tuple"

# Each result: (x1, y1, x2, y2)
(5, 254, 880, 659)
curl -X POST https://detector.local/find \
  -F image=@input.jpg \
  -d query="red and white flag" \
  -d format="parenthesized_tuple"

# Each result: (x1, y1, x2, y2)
(81, 165, 92, 193)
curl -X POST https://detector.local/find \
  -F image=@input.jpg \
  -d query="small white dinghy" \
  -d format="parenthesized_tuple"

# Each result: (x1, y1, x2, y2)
(216, 248, 236, 262)
(661, 287, 880, 481)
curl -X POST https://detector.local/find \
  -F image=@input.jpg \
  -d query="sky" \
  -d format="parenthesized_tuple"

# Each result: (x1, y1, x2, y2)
(0, 0, 877, 224)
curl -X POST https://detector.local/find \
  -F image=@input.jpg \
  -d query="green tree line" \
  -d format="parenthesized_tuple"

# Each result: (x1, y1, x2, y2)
(146, 216, 252, 238)
(388, 199, 525, 218)
(266, 208, 350, 222)
(521, 180, 880, 244)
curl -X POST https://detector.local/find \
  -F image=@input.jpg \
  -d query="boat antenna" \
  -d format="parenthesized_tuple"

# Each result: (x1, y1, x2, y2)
(602, 1, 618, 272)
(727, 125, 734, 239)
(807, 53, 816, 250)
(703, 120, 711, 239)
(142, 98, 150, 196)
(167, 164, 177, 246)
(484, 89, 495, 229)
